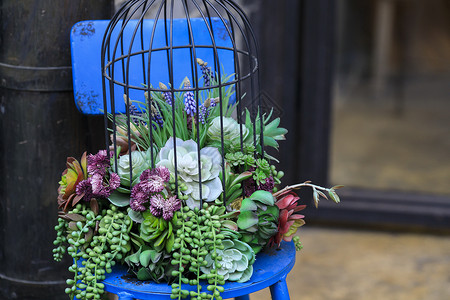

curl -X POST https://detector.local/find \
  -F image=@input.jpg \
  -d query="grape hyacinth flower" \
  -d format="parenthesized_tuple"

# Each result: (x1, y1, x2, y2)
(197, 58, 215, 87)
(124, 95, 141, 125)
(159, 82, 173, 105)
(183, 77, 196, 116)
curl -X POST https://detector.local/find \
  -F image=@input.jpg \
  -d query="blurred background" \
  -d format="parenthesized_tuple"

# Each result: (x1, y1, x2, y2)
(1, 0, 449, 299)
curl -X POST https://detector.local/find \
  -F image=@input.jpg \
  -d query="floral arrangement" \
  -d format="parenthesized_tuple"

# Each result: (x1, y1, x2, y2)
(53, 59, 342, 300)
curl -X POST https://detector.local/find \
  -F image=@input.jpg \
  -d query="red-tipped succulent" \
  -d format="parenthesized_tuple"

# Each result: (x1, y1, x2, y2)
(269, 190, 306, 247)
(57, 152, 88, 212)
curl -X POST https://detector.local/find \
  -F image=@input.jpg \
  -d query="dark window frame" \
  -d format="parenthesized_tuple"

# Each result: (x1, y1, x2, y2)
(252, 0, 450, 232)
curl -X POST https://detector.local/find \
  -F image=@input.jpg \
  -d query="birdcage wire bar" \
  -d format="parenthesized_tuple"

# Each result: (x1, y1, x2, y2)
(101, 0, 264, 207)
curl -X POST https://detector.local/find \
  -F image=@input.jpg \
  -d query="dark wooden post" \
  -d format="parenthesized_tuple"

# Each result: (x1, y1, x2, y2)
(0, 1, 112, 298)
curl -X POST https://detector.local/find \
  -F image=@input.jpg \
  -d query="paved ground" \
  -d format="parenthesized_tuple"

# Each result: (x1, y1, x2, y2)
(249, 227, 450, 300)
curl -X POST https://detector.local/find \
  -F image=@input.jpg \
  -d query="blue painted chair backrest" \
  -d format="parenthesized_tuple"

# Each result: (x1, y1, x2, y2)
(70, 19, 235, 115)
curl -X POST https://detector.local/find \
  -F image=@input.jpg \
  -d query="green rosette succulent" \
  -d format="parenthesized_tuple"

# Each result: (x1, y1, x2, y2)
(200, 235, 255, 283)
(156, 137, 223, 209)
(115, 150, 150, 187)
(207, 116, 249, 143)
(124, 245, 176, 283)
(139, 211, 177, 253)
(237, 190, 279, 254)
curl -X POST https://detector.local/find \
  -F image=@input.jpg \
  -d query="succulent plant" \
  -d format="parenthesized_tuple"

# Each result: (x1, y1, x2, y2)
(269, 190, 306, 248)
(115, 150, 150, 187)
(200, 235, 255, 283)
(207, 116, 248, 145)
(237, 190, 279, 254)
(57, 153, 88, 212)
(124, 245, 176, 283)
(157, 138, 223, 209)
(139, 211, 177, 253)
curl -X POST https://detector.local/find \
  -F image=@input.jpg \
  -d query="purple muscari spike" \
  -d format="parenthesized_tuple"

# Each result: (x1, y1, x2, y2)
(199, 104, 208, 125)
(197, 58, 215, 87)
(159, 82, 173, 105)
(150, 104, 164, 129)
(183, 77, 196, 116)
(124, 95, 141, 125)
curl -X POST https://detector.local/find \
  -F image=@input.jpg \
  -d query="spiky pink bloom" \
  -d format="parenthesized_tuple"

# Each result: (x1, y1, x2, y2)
(149, 194, 165, 217)
(109, 172, 120, 190)
(140, 175, 165, 193)
(140, 166, 171, 183)
(76, 178, 94, 202)
(130, 199, 146, 212)
(162, 196, 181, 220)
(87, 150, 110, 176)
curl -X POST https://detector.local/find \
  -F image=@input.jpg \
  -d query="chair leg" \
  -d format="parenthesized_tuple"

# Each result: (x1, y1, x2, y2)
(117, 291, 134, 300)
(269, 278, 290, 300)
(235, 295, 250, 300)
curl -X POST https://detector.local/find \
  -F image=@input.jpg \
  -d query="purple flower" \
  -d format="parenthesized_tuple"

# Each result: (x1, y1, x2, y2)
(199, 104, 209, 124)
(130, 199, 146, 212)
(91, 173, 114, 198)
(76, 178, 94, 202)
(159, 82, 173, 105)
(183, 78, 196, 116)
(87, 150, 110, 176)
(197, 58, 215, 87)
(140, 175, 165, 193)
(258, 176, 275, 192)
(131, 184, 149, 204)
(162, 196, 181, 220)
(109, 172, 121, 190)
(149, 194, 165, 217)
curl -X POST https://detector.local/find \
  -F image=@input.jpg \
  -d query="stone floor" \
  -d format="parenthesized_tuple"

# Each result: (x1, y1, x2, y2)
(248, 227, 450, 300)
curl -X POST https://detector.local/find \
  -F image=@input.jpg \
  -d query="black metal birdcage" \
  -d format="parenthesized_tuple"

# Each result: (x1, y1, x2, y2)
(101, 0, 264, 207)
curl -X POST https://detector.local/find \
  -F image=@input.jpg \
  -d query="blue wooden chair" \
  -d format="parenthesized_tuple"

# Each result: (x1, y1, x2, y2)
(101, 241, 295, 300)
(70, 20, 295, 300)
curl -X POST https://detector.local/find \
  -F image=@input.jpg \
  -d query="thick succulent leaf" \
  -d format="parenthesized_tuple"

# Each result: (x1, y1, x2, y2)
(80, 152, 87, 178)
(108, 190, 131, 207)
(250, 190, 275, 206)
(165, 233, 175, 253)
(237, 210, 258, 230)
(239, 198, 257, 212)
(139, 250, 153, 267)
(136, 268, 153, 280)
(237, 265, 253, 283)
(128, 209, 144, 223)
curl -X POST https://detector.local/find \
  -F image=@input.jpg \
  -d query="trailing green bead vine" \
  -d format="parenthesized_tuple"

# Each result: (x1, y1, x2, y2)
(63, 204, 132, 300)
(170, 201, 227, 300)
(53, 217, 68, 262)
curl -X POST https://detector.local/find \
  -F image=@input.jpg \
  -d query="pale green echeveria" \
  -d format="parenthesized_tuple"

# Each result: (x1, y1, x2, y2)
(156, 137, 222, 209)
(201, 239, 255, 283)
(115, 150, 150, 187)
(207, 116, 248, 143)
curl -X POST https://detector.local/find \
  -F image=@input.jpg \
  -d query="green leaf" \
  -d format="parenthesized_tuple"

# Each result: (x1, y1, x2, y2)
(128, 209, 144, 223)
(239, 198, 257, 212)
(108, 190, 130, 207)
(249, 190, 275, 206)
(136, 268, 153, 280)
(237, 211, 258, 230)
(139, 250, 153, 267)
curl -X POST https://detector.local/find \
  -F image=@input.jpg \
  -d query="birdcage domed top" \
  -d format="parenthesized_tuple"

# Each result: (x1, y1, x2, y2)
(101, 0, 260, 113)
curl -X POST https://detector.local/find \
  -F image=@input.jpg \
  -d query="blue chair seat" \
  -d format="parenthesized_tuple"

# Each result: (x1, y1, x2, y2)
(102, 241, 296, 300)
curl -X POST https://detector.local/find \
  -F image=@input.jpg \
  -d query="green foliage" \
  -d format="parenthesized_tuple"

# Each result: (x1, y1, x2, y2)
(170, 201, 228, 300)
(140, 211, 177, 253)
(237, 191, 279, 254)
(219, 163, 252, 206)
(124, 244, 176, 283)
(63, 204, 132, 300)
(52, 218, 68, 262)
